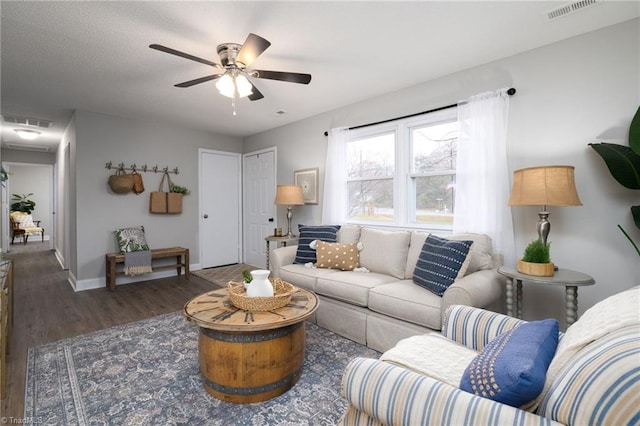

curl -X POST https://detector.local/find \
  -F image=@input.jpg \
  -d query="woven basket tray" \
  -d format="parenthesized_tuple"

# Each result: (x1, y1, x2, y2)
(228, 278, 297, 312)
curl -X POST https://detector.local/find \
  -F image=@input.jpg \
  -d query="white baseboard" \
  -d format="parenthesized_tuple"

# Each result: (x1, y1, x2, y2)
(74, 263, 199, 292)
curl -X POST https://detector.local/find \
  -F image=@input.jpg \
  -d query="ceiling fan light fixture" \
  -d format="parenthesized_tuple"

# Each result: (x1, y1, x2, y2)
(235, 74, 253, 98)
(14, 129, 41, 140)
(215, 73, 236, 98)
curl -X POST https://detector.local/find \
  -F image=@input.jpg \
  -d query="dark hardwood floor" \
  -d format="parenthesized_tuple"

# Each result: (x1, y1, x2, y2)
(1, 242, 216, 419)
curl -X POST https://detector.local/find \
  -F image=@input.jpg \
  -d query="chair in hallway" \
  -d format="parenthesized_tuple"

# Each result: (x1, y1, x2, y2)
(9, 211, 44, 245)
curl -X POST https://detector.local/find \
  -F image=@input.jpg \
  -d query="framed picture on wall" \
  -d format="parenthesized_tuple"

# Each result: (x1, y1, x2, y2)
(294, 168, 319, 204)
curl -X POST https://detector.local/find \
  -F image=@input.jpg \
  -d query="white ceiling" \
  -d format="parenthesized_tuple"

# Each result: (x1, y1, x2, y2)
(1, 1, 638, 153)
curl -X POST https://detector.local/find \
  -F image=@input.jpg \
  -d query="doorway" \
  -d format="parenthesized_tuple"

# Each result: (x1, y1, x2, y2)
(199, 149, 242, 268)
(242, 148, 276, 268)
(2, 162, 54, 252)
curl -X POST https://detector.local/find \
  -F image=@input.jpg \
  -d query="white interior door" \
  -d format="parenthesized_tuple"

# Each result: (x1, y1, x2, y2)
(200, 149, 241, 268)
(243, 148, 276, 267)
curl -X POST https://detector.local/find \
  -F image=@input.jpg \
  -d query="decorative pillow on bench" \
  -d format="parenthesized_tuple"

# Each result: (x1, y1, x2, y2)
(114, 226, 150, 253)
(413, 234, 473, 296)
(460, 318, 559, 408)
(294, 224, 341, 264)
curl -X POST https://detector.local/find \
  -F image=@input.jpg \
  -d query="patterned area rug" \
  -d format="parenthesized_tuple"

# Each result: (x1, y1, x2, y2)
(192, 263, 259, 288)
(24, 312, 380, 425)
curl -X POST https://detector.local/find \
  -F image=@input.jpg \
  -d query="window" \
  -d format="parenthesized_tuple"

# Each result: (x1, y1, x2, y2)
(346, 109, 458, 230)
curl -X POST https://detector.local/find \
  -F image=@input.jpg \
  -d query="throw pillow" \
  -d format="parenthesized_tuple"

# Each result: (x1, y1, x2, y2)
(460, 319, 559, 408)
(315, 241, 360, 271)
(413, 234, 473, 296)
(17, 214, 36, 228)
(294, 224, 341, 264)
(114, 226, 150, 253)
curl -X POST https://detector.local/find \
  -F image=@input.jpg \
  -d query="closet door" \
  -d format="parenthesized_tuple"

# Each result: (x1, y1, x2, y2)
(243, 149, 276, 267)
(199, 150, 241, 268)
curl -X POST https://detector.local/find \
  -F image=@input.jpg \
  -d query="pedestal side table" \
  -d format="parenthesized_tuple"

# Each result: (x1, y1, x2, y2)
(498, 267, 595, 326)
(265, 235, 299, 269)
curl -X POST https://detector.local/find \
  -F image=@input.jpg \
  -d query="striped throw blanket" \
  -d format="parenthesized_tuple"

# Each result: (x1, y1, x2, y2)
(124, 250, 152, 276)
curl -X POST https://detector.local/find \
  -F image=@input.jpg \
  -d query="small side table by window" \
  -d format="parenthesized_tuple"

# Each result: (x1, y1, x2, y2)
(498, 267, 595, 327)
(265, 236, 299, 269)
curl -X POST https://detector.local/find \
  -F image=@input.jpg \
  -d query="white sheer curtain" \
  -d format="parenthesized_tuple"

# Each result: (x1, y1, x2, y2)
(454, 89, 515, 266)
(322, 127, 349, 224)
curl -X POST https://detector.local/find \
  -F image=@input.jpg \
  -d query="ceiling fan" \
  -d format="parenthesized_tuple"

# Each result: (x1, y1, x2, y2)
(149, 33, 311, 104)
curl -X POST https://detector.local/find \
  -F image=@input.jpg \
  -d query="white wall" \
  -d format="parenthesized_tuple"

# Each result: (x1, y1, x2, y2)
(244, 19, 640, 327)
(72, 110, 242, 287)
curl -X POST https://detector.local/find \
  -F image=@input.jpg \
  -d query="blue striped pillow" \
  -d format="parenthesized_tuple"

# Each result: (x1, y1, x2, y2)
(413, 234, 472, 296)
(294, 225, 341, 264)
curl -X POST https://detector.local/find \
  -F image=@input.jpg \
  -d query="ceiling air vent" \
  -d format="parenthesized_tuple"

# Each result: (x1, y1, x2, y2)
(3, 115, 53, 128)
(544, 0, 602, 21)
(5, 143, 50, 152)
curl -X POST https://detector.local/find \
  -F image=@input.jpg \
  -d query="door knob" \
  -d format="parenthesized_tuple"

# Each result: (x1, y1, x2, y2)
(203, 214, 209, 219)
(268, 218, 274, 222)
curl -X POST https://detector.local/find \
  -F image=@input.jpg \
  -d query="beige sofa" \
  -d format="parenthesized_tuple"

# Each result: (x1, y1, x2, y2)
(269, 226, 505, 352)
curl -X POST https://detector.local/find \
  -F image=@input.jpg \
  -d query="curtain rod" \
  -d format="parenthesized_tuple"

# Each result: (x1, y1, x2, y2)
(323, 87, 516, 136)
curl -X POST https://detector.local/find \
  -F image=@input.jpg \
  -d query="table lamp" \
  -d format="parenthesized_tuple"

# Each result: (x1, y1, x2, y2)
(508, 165, 582, 246)
(274, 185, 305, 237)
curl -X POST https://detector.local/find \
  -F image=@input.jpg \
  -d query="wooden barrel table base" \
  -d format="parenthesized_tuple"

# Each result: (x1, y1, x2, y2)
(183, 287, 318, 404)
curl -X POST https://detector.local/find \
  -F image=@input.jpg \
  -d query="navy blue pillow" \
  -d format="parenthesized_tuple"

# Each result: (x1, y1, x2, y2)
(413, 234, 472, 296)
(460, 319, 559, 408)
(294, 225, 341, 264)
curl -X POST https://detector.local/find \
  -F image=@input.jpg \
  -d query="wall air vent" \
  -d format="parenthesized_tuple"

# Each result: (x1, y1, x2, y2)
(544, 0, 602, 21)
(5, 143, 50, 152)
(3, 115, 53, 128)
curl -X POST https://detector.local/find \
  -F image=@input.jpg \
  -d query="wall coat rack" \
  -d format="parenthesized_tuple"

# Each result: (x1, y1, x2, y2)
(105, 162, 179, 175)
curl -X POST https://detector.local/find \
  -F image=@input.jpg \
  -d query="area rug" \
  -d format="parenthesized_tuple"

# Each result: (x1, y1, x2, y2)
(24, 312, 380, 425)
(192, 263, 259, 288)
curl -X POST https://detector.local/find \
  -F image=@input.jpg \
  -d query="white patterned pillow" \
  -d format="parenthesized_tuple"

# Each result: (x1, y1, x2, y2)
(114, 226, 150, 253)
(17, 214, 36, 228)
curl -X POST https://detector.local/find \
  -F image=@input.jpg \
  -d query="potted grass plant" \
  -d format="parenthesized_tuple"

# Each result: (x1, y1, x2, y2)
(517, 238, 554, 277)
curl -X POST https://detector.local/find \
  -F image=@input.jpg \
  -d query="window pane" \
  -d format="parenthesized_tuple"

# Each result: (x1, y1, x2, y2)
(412, 121, 458, 173)
(414, 175, 455, 226)
(348, 179, 394, 222)
(348, 133, 395, 179)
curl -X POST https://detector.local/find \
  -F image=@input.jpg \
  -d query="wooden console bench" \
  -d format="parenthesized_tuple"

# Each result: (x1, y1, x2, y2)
(105, 247, 189, 291)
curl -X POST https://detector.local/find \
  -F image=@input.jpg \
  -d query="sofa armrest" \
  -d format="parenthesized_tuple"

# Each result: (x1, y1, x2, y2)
(442, 305, 526, 351)
(339, 358, 562, 426)
(269, 245, 298, 278)
(441, 269, 503, 320)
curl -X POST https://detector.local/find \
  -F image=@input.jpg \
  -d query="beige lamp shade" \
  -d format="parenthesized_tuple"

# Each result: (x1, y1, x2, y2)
(508, 165, 582, 207)
(274, 185, 305, 205)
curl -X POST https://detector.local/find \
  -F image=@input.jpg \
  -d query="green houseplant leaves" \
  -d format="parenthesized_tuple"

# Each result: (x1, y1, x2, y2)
(589, 106, 640, 256)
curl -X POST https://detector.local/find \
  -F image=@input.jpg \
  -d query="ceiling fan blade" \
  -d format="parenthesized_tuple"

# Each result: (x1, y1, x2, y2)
(174, 74, 221, 88)
(253, 70, 312, 85)
(236, 33, 271, 68)
(248, 83, 264, 101)
(149, 44, 222, 68)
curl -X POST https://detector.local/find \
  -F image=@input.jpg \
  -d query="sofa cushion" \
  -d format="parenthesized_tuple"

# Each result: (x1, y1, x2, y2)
(369, 280, 445, 330)
(278, 264, 341, 292)
(114, 226, 150, 253)
(460, 319, 559, 408)
(358, 228, 410, 279)
(294, 224, 341, 264)
(316, 271, 400, 307)
(380, 333, 477, 388)
(337, 225, 362, 244)
(413, 234, 473, 296)
(538, 325, 640, 426)
(448, 233, 494, 273)
(405, 232, 493, 279)
(315, 241, 360, 271)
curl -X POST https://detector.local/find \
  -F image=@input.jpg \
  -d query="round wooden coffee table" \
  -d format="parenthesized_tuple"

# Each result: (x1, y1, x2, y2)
(183, 286, 319, 403)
